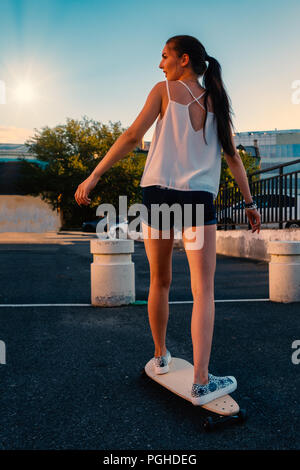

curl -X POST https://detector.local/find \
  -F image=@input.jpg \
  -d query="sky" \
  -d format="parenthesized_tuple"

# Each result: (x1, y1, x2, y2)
(0, 0, 299, 144)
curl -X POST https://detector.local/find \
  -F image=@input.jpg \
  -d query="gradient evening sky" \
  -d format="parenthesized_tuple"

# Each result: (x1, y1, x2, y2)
(0, 0, 299, 143)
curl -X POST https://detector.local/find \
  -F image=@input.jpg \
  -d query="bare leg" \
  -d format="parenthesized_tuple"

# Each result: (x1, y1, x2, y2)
(142, 222, 174, 356)
(182, 224, 217, 384)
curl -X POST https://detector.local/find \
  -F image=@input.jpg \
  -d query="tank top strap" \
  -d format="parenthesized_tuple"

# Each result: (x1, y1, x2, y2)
(165, 80, 170, 101)
(177, 80, 206, 111)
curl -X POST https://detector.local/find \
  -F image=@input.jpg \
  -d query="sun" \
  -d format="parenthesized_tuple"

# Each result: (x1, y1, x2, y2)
(13, 82, 36, 103)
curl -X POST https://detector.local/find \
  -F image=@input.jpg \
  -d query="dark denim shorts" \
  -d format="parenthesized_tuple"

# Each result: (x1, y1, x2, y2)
(141, 185, 217, 230)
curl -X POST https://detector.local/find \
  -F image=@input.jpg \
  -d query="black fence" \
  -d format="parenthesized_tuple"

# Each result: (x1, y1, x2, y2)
(215, 158, 300, 230)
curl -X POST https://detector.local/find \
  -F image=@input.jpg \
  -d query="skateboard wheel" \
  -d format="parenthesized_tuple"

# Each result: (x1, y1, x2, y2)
(203, 417, 215, 431)
(237, 409, 247, 423)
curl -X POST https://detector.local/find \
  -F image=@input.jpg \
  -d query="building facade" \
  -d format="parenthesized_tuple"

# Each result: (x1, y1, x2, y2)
(234, 129, 300, 194)
(233, 129, 300, 167)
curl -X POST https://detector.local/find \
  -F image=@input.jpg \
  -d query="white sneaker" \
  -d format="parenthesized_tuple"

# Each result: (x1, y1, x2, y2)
(153, 349, 172, 374)
(191, 373, 237, 406)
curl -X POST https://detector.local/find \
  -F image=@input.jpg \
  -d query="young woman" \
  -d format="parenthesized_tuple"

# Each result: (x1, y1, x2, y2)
(75, 35, 261, 406)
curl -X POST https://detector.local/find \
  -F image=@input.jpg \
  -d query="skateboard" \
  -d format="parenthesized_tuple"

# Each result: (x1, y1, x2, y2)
(141, 357, 246, 430)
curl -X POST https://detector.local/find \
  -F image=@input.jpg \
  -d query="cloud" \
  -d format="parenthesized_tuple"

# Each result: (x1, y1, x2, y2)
(0, 126, 34, 144)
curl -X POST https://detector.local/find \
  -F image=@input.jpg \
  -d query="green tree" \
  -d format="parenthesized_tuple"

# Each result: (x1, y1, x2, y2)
(221, 149, 260, 186)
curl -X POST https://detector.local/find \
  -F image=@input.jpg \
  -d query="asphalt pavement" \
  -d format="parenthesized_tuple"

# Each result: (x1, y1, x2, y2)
(0, 232, 299, 450)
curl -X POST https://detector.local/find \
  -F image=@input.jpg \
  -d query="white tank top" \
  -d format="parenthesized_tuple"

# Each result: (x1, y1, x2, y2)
(140, 80, 222, 199)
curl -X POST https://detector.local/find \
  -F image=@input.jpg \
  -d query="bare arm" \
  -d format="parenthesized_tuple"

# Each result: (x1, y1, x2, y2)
(223, 130, 261, 233)
(90, 131, 139, 179)
(74, 81, 163, 206)
(90, 81, 163, 180)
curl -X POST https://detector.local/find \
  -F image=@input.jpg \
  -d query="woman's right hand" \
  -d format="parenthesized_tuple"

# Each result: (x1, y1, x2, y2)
(74, 174, 100, 207)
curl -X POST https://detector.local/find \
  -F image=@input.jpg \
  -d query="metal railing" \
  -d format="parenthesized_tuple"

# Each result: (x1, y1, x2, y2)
(215, 158, 300, 230)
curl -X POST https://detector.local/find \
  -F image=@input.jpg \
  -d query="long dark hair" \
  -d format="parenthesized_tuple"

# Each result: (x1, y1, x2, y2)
(166, 35, 236, 157)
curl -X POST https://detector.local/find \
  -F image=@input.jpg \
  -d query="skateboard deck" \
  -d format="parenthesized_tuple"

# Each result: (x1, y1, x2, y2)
(144, 357, 239, 416)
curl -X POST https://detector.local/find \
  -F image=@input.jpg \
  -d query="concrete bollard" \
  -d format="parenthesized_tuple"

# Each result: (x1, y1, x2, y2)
(267, 241, 300, 303)
(90, 239, 135, 307)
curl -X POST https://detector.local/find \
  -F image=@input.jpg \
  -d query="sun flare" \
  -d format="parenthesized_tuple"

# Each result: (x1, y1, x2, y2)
(13, 82, 36, 103)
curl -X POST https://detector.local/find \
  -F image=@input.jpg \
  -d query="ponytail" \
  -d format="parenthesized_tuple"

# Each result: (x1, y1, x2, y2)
(166, 35, 236, 157)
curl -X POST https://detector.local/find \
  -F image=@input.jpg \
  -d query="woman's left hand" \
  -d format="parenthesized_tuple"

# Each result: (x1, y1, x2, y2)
(74, 174, 100, 206)
(245, 208, 261, 233)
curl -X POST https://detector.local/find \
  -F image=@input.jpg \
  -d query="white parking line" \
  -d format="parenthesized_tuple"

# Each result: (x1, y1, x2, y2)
(171, 299, 270, 303)
(0, 299, 270, 307)
(0, 304, 92, 307)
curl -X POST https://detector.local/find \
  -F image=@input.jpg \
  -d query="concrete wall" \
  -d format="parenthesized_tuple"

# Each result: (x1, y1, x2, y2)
(216, 228, 300, 261)
(0, 195, 61, 232)
(132, 227, 300, 261)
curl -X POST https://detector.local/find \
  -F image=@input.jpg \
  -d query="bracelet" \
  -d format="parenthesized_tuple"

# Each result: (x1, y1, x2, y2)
(244, 202, 257, 210)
